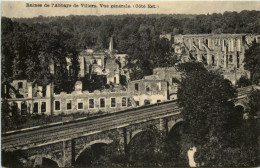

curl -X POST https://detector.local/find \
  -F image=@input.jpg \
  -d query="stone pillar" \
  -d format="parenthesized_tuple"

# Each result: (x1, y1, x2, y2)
(122, 128, 131, 154)
(224, 54, 227, 69)
(62, 139, 75, 167)
(101, 56, 105, 69)
(33, 157, 43, 167)
(27, 102, 32, 114)
(38, 86, 43, 97)
(207, 53, 212, 65)
(45, 84, 52, 115)
(197, 54, 202, 62)
(46, 84, 51, 97)
(117, 128, 127, 155)
(240, 49, 245, 70)
(231, 39, 234, 52)
(28, 83, 33, 98)
(189, 39, 192, 50)
(159, 118, 168, 135)
(116, 74, 120, 84)
(198, 39, 201, 49)
(79, 57, 85, 77)
(208, 38, 211, 49)
(228, 40, 231, 52)
(237, 39, 241, 52)
(222, 40, 225, 51)
(17, 101, 22, 115)
(224, 47, 228, 69)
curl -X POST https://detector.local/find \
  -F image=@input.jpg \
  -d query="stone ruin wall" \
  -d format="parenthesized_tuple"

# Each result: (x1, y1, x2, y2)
(174, 34, 247, 70)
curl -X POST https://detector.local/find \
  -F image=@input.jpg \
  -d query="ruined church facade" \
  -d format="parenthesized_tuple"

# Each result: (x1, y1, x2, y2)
(172, 34, 260, 84)
(77, 37, 128, 85)
(174, 34, 248, 69)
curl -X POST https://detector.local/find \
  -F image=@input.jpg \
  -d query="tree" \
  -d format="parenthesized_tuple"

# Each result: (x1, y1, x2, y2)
(244, 41, 260, 84)
(1, 99, 11, 132)
(150, 37, 174, 67)
(120, 75, 127, 85)
(127, 126, 166, 167)
(237, 114, 259, 166)
(177, 62, 239, 166)
(1, 100, 23, 132)
(248, 89, 260, 117)
(2, 150, 27, 167)
(230, 89, 260, 167)
(236, 76, 251, 88)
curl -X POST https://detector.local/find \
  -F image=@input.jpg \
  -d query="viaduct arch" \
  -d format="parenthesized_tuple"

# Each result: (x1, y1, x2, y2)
(75, 138, 113, 161)
(29, 154, 62, 167)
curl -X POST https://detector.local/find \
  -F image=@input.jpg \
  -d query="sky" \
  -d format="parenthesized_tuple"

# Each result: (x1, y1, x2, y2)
(1, 1, 260, 18)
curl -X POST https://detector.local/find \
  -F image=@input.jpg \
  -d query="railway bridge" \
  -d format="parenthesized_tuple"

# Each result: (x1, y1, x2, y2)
(2, 85, 258, 167)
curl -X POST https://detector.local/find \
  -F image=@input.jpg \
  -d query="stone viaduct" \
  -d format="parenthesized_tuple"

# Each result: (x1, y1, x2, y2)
(2, 85, 257, 167)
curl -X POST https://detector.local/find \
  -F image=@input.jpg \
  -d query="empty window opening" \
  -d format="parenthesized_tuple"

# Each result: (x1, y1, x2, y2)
(157, 82, 161, 90)
(41, 102, 46, 113)
(18, 82, 23, 89)
(111, 98, 116, 108)
(146, 83, 150, 92)
(78, 102, 83, 110)
(229, 55, 233, 63)
(67, 100, 72, 110)
(135, 101, 140, 106)
(33, 102, 38, 113)
(55, 101, 60, 111)
(122, 97, 127, 107)
(89, 99, 94, 109)
(128, 98, 132, 107)
(135, 83, 139, 91)
(100, 98, 105, 108)
(42, 86, 46, 97)
(144, 100, 150, 105)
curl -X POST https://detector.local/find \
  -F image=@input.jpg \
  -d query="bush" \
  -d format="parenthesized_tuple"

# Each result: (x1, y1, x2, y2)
(237, 76, 251, 88)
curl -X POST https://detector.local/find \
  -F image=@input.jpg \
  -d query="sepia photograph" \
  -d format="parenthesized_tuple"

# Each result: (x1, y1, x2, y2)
(1, 1, 260, 167)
